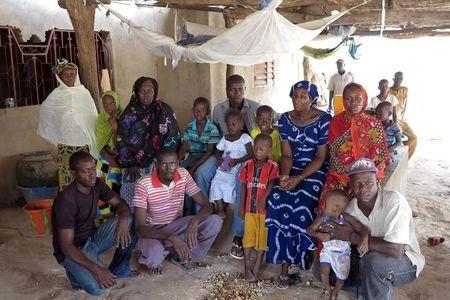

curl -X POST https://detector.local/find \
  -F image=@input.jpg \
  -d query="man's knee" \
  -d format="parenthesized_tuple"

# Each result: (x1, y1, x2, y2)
(361, 251, 388, 277)
(137, 239, 167, 267)
(201, 214, 223, 237)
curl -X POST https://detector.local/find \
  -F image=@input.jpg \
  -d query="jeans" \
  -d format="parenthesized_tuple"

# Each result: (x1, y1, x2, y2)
(59, 217, 137, 296)
(360, 251, 417, 300)
(193, 155, 244, 237)
(312, 251, 417, 300)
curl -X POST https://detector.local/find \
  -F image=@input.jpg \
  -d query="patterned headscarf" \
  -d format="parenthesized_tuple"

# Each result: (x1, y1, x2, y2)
(52, 58, 77, 75)
(289, 80, 319, 104)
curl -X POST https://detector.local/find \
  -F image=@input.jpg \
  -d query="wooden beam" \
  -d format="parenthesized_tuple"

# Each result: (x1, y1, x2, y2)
(224, 13, 237, 79)
(356, 26, 450, 38)
(64, 0, 101, 111)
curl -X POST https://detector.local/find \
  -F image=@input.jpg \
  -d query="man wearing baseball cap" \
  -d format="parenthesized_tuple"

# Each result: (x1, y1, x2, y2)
(320, 157, 424, 299)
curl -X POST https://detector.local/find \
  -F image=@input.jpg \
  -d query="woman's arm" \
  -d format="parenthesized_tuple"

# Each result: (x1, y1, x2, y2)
(287, 144, 328, 190)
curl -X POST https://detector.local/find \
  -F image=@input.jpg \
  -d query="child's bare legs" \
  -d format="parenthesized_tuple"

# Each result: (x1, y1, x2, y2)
(243, 247, 256, 282)
(331, 279, 345, 299)
(320, 263, 332, 296)
(215, 200, 227, 219)
(252, 250, 265, 280)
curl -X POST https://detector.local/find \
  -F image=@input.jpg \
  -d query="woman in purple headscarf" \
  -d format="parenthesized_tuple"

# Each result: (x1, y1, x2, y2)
(265, 81, 331, 289)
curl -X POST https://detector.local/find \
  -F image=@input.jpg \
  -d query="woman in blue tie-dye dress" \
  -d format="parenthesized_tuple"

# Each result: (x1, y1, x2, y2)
(265, 81, 331, 289)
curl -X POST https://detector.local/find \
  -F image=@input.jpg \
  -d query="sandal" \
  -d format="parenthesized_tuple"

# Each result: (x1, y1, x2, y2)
(230, 238, 244, 260)
(149, 265, 164, 276)
(170, 256, 198, 274)
(274, 275, 289, 290)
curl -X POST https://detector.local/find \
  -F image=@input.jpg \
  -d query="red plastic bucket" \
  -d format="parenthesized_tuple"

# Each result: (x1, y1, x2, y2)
(23, 199, 53, 236)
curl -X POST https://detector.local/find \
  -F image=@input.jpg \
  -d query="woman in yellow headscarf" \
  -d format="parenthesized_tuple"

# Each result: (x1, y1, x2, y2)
(96, 90, 123, 193)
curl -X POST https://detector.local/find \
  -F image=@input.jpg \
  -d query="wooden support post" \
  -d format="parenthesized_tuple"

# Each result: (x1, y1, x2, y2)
(303, 56, 310, 81)
(63, 0, 101, 111)
(224, 13, 237, 79)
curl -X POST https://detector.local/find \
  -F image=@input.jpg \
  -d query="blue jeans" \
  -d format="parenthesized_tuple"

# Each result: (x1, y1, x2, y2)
(60, 217, 137, 296)
(194, 155, 244, 237)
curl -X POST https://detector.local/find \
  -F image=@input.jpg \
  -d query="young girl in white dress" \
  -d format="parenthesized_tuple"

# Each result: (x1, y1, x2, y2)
(210, 109, 253, 219)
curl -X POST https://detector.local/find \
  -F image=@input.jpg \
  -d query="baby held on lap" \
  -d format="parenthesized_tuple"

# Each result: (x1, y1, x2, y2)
(307, 190, 369, 300)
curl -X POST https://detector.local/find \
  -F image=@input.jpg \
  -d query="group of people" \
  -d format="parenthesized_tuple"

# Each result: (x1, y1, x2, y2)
(37, 58, 424, 299)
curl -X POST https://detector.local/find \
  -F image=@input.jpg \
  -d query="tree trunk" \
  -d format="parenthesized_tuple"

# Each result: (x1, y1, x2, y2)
(64, 0, 100, 111)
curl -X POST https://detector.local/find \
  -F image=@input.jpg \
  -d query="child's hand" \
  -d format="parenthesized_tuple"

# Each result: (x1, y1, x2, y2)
(238, 205, 245, 219)
(217, 157, 223, 166)
(316, 232, 331, 242)
(229, 159, 237, 168)
(358, 238, 369, 255)
(256, 198, 266, 213)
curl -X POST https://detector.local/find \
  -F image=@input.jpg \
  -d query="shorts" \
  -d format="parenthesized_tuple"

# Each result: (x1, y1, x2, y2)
(242, 213, 268, 251)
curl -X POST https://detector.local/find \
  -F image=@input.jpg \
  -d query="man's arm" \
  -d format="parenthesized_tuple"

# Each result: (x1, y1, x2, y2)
(58, 229, 116, 288)
(190, 144, 215, 173)
(328, 91, 334, 112)
(107, 195, 131, 248)
(307, 216, 330, 242)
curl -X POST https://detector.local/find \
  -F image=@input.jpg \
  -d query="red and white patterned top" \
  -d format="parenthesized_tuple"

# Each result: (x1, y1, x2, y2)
(133, 167, 200, 225)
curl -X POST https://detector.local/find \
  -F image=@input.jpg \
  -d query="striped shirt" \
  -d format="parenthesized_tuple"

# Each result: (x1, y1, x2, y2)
(133, 167, 200, 225)
(183, 119, 220, 156)
(240, 158, 279, 214)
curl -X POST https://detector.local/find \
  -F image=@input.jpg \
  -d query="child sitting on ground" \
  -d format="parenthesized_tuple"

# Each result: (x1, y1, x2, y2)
(376, 101, 402, 155)
(238, 133, 279, 282)
(307, 190, 369, 300)
(210, 109, 253, 219)
(178, 97, 220, 175)
(250, 105, 281, 163)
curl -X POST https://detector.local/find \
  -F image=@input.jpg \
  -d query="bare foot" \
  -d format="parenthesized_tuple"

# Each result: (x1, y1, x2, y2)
(245, 269, 257, 283)
(149, 265, 163, 276)
(321, 287, 331, 298)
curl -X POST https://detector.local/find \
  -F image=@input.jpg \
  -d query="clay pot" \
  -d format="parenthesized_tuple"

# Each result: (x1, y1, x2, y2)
(17, 151, 58, 188)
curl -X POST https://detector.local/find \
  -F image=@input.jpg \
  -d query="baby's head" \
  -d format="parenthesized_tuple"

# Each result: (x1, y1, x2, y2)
(323, 189, 350, 219)
(225, 109, 244, 136)
(192, 97, 210, 122)
(256, 105, 274, 133)
(253, 133, 272, 161)
(375, 101, 393, 123)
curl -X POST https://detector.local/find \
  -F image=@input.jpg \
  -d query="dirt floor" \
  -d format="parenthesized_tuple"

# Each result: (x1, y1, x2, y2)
(0, 139, 449, 300)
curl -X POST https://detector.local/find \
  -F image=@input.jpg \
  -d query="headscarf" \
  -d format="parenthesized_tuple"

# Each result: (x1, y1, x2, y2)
(96, 90, 123, 151)
(37, 64, 99, 158)
(328, 82, 389, 180)
(289, 80, 319, 104)
(52, 58, 77, 75)
(116, 77, 180, 168)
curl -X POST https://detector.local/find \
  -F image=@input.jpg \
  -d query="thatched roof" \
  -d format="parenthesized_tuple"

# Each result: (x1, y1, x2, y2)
(130, 0, 450, 37)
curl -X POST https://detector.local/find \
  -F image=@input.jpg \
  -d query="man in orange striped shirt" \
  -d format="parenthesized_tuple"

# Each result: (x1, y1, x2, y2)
(133, 148, 222, 275)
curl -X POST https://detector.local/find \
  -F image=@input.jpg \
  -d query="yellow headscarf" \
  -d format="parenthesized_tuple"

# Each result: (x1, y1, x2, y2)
(96, 90, 123, 151)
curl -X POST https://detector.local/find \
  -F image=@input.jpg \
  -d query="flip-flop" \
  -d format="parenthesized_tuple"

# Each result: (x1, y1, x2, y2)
(170, 256, 198, 275)
(274, 275, 289, 290)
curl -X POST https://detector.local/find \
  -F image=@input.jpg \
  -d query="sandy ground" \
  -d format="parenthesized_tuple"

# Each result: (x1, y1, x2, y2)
(0, 138, 449, 300)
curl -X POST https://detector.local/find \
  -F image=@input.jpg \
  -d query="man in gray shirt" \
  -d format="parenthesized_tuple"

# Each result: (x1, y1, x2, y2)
(212, 75, 260, 135)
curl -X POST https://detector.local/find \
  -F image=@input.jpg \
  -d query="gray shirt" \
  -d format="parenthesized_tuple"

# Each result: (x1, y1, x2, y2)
(212, 98, 260, 135)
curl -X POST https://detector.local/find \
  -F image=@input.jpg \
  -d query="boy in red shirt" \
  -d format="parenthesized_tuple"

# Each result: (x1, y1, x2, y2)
(239, 133, 279, 282)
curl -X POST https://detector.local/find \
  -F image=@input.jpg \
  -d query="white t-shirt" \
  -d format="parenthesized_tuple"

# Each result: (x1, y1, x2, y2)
(327, 71, 354, 95)
(216, 133, 253, 175)
(346, 189, 425, 277)
(367, 94, 399, 110)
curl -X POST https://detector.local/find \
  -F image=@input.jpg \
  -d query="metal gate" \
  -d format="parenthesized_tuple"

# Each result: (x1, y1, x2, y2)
(0, 26, 113, 108)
